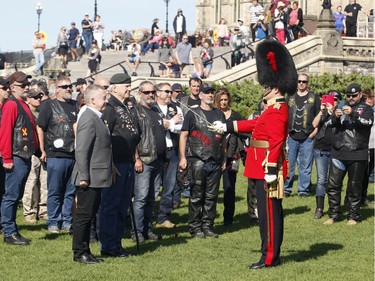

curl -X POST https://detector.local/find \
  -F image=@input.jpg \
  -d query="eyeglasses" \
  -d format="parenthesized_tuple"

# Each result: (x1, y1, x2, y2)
(57, 84, 73, 89)
(347, 94, 358, 98)
(14, 82, 30, 88)
(298, 80, 308, 84)
(160, 90, 172, 94)
(141, 90, 156, 95)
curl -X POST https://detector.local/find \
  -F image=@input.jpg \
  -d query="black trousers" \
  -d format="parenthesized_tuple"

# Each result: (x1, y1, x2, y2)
(346, 21, 357, 37)
(72, 186, 101, 258)
(255, 179, 283, 266)
(326, 159, 366, 221)
(188, 159, 221, 233)
(222, 161, 238, 225)
(362, 148, 374, 202)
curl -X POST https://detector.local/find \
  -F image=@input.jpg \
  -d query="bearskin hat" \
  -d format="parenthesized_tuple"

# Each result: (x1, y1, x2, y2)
(256, 39, 298, 95)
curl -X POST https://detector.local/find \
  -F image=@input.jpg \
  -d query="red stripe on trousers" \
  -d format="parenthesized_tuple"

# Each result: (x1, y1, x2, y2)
(265, 194, 275, 265)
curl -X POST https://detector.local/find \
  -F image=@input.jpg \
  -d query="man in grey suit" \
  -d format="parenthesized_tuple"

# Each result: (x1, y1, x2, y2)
(71, 84, 112, 264)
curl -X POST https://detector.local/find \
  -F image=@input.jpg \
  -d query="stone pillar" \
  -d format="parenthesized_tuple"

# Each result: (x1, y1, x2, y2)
(314, 8, 343, 73)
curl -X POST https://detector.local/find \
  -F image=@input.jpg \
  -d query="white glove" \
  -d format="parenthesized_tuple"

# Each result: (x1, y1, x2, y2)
(208, 121, 227, 134)
(264, 174, 277, 183)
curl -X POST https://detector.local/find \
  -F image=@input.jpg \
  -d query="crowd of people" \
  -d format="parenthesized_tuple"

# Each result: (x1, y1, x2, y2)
(0, 38, 373, 267)
(0, 1, 373, 268)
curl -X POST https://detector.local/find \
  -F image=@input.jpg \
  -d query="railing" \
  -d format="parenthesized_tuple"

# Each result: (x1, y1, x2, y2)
(85, 42, 256, 79)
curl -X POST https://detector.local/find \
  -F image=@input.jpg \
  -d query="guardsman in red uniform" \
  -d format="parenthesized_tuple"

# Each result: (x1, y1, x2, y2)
(210, 39, 297, 269)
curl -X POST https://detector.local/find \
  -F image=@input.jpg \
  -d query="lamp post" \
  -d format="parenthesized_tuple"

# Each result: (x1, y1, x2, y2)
(94, 0, 97, 18)
(36, 2, 43, 32)
(163, 0, 171, 33)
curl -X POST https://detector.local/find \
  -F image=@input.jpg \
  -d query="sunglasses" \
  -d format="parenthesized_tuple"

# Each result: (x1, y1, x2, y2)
(101, 85, 110, 90)
(14, 82, 30, 88)
(141, 90, 156, 95)
(160, 90, 172, 94)
(0, 86, 8, 91)
(173, 90, 182, 93)
(298, 80, 308, 84)
(58, 84, 73, 89)
(347, 94, 358, 98)
(334, 98, 339, 101)
(31, 94, 43, 100)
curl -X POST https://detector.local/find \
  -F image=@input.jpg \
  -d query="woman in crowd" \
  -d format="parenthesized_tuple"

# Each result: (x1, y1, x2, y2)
(158, 37, 173, 77)
(87, 39, 101, 78)
(93, 15, 105, 50)
(200, 39, 214, 78)
(217, 18, 229, 46)
(273, 2, 288, 45)
(214, 88, 244, 226)
(288, 1, 304, 41)
(57, 27, 69, 63)
(312, 91, 342, 219)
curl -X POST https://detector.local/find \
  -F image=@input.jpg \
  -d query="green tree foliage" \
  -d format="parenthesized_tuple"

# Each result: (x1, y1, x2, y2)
(216, 73, 374, 118)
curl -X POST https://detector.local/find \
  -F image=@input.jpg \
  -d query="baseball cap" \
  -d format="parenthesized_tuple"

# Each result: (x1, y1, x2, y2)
(0, 76, 9, 88)
(277, 2, 285, 8)
(172, 83, 183, 92)
(84, 12, 89, 16)
(9, 71, 31, 85)
(28, 88, 44, 98)
(238, 18, 244, 22)
(200, 82, 215, 93)
(345, 83, 361, 95)
(110, 73, 131, 85)
(72, 78, 87, 86)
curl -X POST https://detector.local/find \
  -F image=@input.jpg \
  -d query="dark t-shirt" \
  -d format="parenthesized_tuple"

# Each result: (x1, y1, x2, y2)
(344, 3, 362, 23)
(188, 96, 201, 107)
(81, 19, 93, 32)
(143, 107, 166, 159)
(68, 28, 80, 41)
(37, 99, 78, 158)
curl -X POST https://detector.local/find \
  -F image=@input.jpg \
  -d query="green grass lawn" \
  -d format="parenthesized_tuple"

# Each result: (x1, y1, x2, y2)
(0, 165, 373, 281)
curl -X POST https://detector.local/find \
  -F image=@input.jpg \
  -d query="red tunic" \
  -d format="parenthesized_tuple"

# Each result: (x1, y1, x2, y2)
(233, 98, 288, 180)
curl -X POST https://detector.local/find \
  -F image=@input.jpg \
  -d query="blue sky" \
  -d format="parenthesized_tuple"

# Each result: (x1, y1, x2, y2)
(0, 0, 196, 52)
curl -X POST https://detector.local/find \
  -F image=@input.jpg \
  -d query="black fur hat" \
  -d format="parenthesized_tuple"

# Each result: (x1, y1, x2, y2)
(256, 39, 297, 95)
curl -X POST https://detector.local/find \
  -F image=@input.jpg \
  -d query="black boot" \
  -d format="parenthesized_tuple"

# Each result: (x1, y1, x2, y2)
(314, 196, 324, 219)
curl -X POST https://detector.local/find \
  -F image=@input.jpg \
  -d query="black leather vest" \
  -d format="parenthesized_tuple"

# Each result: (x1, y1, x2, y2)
(188, 107, 225, 162)
(107, 97, 140, 161)
(10, 97, 35, 159)
(287, 91, 317, 135)
(46, 99, 75, 153)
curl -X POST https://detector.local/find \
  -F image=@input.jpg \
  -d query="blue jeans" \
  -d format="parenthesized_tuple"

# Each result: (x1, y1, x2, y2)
(132, 158, 163, 236)
(46, 157, 75, 228)
(314, 149, 331, 197)
(1, 156, 31, 236)
(157, 149, 179, 224)
(33, 51, 45, 73)
(284, 137, 314, 195)
(82, 31, 93, 54)
(141, 42, 159, 54)
(99, 161, 134, 250)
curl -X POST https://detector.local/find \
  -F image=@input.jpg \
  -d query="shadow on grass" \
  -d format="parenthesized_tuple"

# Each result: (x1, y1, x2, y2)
(283, 242, 344, 263)
(19, 223, 47, 232)
(284, 206, 311, 216)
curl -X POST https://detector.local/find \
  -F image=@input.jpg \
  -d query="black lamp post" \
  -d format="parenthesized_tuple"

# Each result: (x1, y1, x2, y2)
(94, 0, 97, 18)
(163, 0, 171, 33)
(36, 2, 43, 32)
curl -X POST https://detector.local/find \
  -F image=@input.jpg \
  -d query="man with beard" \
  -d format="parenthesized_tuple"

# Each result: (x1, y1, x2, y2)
(179, 82, 226, 239)
(0, 72, 38, 245)
(37, 76, 77, 233)
(324, 83, 373, 226)
(132, 81, 165, 243)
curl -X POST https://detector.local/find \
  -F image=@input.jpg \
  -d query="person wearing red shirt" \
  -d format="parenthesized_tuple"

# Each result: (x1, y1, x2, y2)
(0, 71, 38, 245)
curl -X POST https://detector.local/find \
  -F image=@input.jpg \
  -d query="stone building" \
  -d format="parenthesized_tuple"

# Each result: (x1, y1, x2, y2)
(196, 0, 373, 34)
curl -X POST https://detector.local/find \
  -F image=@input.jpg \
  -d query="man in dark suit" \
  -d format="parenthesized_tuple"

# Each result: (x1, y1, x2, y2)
(71, 84, 112, 264)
